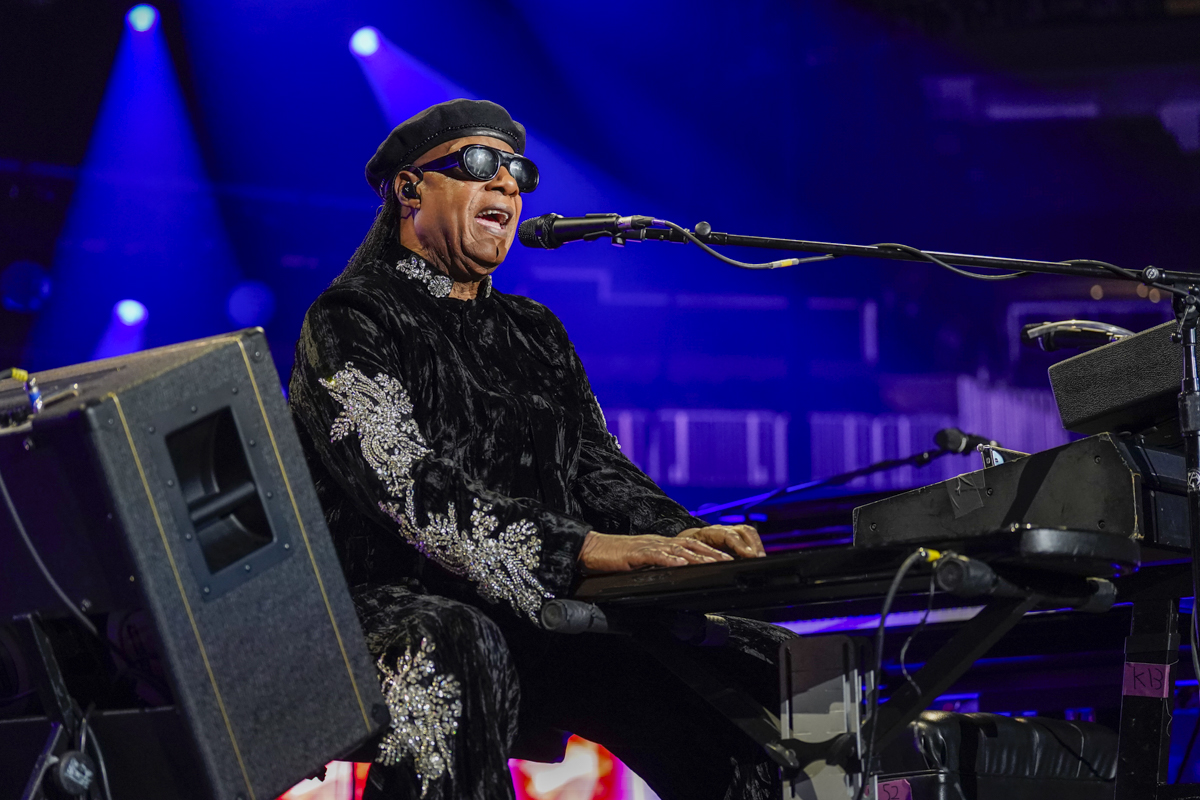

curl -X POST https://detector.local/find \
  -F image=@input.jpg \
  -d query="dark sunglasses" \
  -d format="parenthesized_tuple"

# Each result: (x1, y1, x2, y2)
(414, 144, 539, 193)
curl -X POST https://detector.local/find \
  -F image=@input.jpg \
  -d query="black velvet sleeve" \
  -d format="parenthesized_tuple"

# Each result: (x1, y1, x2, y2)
(290, 285, 593, 625)
(565, 340, 708, 537)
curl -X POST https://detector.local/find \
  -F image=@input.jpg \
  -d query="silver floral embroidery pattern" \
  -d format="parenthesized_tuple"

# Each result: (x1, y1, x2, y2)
(395, 254, 492, 298)
(397, 255, 453, 298)
(378, 496, 546, 621)
(321, 364, 550, 622)
(376, 637, 463, 796)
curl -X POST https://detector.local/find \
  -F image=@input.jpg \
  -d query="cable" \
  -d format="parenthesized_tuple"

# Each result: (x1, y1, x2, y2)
(873, 243, 1028, 281)
(78, 703, 91, 751)
(1, 463, 172, 701)
(82, 716, 113, 800)
(3, 453, 161, 800)
(1030, 719, 1107, 780)
(0, 368, 30, 382)
(1180, 607, 1200, 784)
(654, 219, 835, 270)
(1064, 259, 1190, 299)
(855, 548, 937, 800)
(1176, 701, 1200, 782)
(649, 223, 1193, 302)
(0, 465, 98, 638)
(899, 570, 938, 697)
(1192, 607, 1200, 708)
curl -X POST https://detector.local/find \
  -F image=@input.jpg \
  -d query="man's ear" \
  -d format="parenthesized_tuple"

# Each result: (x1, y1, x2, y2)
(393, 169, 423, 207)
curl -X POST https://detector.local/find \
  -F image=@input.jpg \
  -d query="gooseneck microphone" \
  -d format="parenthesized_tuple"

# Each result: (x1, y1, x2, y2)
(935, 427, 1000, 454)
(517, 213, 655, 249)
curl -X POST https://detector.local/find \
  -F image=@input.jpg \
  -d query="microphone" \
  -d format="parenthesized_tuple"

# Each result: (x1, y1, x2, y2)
(935, 427, 1000, 454)
(1020, 320, 1130, 353)
(517, 213, 655, 249)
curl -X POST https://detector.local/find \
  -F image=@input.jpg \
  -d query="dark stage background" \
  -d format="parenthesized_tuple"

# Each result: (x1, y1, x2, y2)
(2, 0, 1198, 514)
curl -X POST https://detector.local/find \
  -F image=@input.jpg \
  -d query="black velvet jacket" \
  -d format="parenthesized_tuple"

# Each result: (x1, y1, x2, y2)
(289, 244, 704, 625)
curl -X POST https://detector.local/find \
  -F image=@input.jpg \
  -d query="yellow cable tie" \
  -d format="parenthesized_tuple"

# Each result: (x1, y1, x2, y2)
(9, 369, 28, 383)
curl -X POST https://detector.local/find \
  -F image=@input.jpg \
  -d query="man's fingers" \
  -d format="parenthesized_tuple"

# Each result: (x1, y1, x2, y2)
(738, 525, 766, 557)
(635, 546, 694, 568)
(647, 551, 690, 568)
(632, 540, 726, 568)
(675, 538, 732, 561)
(726, 525, 765, 558)
(583, 531, 754, 573)
(713, 528, 755, 558)
(668, 541, 723, 563)
(683, 525, 763, 559)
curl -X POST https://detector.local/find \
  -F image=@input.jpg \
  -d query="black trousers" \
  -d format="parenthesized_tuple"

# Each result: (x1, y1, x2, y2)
(354, 585, 793, 800)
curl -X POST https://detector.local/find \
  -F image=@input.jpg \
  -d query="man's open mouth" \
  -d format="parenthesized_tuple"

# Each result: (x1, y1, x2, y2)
(475, 207, 511, 235)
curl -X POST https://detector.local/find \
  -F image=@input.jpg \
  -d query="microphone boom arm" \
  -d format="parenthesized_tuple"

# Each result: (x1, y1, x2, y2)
(618, 221, 1192, 288)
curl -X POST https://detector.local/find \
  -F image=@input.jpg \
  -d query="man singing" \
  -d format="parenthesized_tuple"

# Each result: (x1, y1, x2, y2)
(289, 98, 792, 800)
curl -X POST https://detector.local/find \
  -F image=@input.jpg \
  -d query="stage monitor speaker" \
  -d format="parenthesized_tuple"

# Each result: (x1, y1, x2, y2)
(0, 329, 385, 800)
(1048, 320, 1180, 441)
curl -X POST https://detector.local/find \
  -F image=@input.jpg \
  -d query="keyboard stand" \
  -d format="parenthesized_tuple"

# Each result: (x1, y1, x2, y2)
(1112, 562, 1200, 799)
(557, 531, 1127, 798)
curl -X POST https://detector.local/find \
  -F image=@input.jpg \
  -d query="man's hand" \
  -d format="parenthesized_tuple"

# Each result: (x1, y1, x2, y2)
(578, 532, 733, 573)
(675, 524, 766, 559)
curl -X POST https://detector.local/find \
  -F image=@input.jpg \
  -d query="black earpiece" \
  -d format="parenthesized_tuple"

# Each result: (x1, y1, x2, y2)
(400, 181, 419, 200)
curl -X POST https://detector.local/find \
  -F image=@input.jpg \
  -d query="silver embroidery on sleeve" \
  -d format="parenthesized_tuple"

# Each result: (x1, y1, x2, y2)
(376, 638, 463, 797)
(321, 364, 551, 622)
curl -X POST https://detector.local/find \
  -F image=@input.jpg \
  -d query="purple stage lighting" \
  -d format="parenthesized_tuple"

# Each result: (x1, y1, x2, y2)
(126, 4, 158, 32)
(115, 299, 148, 325)
(227, 281, 276, 327)
(350, 27, 380, 57)
(1, 260, 52, 312)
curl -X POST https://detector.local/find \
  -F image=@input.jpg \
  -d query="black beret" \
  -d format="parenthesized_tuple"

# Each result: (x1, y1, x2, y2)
(365, 98, 526, 199)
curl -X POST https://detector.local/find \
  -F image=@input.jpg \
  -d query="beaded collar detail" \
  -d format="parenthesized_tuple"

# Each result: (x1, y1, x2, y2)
(396, 254, 492, 299)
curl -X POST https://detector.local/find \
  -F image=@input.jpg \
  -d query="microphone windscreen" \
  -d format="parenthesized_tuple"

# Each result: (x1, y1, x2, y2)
(934, 427, 967, 453)
(517, 218, 541, 247)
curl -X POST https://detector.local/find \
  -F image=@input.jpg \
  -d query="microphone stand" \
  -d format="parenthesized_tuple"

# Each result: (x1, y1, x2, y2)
(619, 222, 1200, 282)
(697, 447, 949, 519)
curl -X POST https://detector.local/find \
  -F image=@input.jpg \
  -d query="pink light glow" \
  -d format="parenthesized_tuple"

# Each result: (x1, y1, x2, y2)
(273, 739, 659, 800)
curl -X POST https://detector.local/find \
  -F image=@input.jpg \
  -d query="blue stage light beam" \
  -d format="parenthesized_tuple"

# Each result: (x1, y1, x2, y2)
(349, 27, 462, 130)
(349, 26, 379, 57)
(93, 299, 149, 359)
(116, 298, 147, 325)
(127, 4, 158, 32)
(348, 28, 637, 225)
(27, 6, 242, 370)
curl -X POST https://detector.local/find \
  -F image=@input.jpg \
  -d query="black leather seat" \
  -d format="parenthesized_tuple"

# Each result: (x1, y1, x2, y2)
(876, 711, 1117, 800)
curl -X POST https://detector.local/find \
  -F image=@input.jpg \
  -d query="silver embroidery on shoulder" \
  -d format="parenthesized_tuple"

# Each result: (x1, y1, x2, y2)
(322, 364, 551, 622)
(376, 638, 462, 797)
(397, 255, 453, 298)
